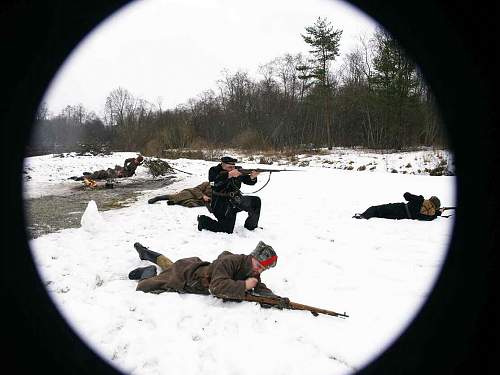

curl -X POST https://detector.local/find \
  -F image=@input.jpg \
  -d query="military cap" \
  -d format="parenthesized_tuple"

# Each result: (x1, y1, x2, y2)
(250, 241, 278, 268)
(220, 156, 237, 165)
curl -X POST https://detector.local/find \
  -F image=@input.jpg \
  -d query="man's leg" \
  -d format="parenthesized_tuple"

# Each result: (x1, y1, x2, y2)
(238, 196, 261, 230)
(148, 194, 171, 204)
(156, 255, 173, 271)
(359, 205, 378, 219)
(197, 209, 237, 233)
(360, 203, 406, 220)
(90, 170, 110, 180)
(134, 242, 173, 271)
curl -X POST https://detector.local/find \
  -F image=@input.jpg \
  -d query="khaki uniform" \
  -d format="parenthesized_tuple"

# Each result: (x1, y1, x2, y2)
(160, 182, 212, 207)
(136, 251, 273, 299)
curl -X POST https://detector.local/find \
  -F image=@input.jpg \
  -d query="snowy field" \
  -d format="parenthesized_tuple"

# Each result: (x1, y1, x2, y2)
(24, 149, 456, 375)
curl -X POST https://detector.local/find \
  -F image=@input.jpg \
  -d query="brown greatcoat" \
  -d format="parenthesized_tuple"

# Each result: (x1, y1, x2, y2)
(166, 181, 212, 207)
(136, 251, 273, 299)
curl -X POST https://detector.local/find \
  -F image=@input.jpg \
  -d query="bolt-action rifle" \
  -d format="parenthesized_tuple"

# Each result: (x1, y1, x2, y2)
(237, 293, 349, 319)
(235, 166, 302, 174)
(148, 289, 348, 318)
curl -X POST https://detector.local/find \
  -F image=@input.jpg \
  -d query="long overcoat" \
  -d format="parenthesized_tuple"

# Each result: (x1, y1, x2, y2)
(167, 181, 212, 207)
(136, 251, 273, 299)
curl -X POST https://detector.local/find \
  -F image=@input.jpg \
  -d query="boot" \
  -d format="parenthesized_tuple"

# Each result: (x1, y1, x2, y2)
(134, 242, 162, 263)
(167, 200, 175, 205)
(148, 195, 169, 204)
(128, 265, 157, 280)
(197, 215, 212, 231)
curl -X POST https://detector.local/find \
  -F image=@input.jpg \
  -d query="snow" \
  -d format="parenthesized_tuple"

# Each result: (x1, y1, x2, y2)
(24, 149, 455, 375)
(81, 200, 106, 234)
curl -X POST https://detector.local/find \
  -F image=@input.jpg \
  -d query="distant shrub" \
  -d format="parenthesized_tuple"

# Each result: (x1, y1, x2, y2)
(429, 159, 454, 176)
(357, 165, 366, 171)
(259, 157, 273, 165)
(162, 149, 206, 160)
(391, 169, 398, 173)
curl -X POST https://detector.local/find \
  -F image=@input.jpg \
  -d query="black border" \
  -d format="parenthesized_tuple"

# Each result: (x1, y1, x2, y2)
(2, 1, 497, 374)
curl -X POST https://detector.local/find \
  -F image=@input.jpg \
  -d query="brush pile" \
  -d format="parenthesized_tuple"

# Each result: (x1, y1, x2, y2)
(143, 158, 175, 177)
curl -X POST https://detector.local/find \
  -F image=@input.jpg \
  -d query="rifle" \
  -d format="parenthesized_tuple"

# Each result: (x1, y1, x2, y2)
(148, 289, 348, 318)
(238, 293, 349, 319)
(235, 166, 302, 174)
(440, 206, 456, 218)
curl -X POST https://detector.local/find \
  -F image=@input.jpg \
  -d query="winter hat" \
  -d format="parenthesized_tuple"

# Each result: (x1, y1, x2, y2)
(250, 241, 277, 268)
(420, 200, 436, 216)
(220, 156, 237, 165)
(429, 196, 441, 210)
(136, 155, 144, 162)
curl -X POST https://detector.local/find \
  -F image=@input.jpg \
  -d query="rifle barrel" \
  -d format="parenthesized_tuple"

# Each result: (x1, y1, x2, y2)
(237, 167, 302, 173)
(242, 294, 348, 318)
(289, 302, 349, 318)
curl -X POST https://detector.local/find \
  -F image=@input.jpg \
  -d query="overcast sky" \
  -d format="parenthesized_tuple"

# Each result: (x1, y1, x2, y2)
(43, 0, 379, 117)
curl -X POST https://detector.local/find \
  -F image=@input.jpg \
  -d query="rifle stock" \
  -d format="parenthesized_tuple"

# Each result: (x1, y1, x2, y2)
(241, 294, 348, 319)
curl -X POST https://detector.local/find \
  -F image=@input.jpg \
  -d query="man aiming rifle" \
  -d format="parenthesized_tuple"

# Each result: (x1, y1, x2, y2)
(197, 156, 301, 234)
(196, 156, 261, 234)
(128, 241, 347, 319)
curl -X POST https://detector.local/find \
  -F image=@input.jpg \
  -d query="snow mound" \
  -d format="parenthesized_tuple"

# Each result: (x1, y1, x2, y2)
(81, 200, 105, 233)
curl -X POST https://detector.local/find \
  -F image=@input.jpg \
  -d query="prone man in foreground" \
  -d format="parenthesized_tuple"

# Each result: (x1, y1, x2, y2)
(128, 241, 348, 318)
(129, 240, 285, 301)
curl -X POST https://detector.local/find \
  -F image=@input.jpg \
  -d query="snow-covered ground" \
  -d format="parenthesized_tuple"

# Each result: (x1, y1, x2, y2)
(24, 149, 456, 375)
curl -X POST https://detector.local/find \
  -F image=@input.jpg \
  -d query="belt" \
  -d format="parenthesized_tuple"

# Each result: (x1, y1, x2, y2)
(404, 203, 413, 219)
(211, 190, 240, 198)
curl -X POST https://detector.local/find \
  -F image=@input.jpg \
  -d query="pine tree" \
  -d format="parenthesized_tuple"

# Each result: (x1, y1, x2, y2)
(300, 17, 342, 149)
(370, 28, 419, 148)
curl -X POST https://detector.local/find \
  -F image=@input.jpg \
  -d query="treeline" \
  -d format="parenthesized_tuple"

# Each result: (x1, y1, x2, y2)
(29, 21, 446, 157)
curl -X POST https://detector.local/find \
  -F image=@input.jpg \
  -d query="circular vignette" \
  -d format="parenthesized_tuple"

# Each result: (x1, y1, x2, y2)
(2, 1, 497, 375)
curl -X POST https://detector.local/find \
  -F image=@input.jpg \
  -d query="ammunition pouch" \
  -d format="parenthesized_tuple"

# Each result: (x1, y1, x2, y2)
(212, 190, 243, 210)
(229, 193, 243, 208)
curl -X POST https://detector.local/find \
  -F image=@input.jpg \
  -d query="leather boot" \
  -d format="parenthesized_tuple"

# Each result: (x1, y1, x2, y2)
(134, 242, 162, 263)
(148, 195, 169, 204)
(128, 265, 157, 280)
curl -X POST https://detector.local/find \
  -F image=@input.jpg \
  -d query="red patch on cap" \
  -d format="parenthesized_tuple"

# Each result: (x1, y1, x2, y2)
(259, 255, 277, 267)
